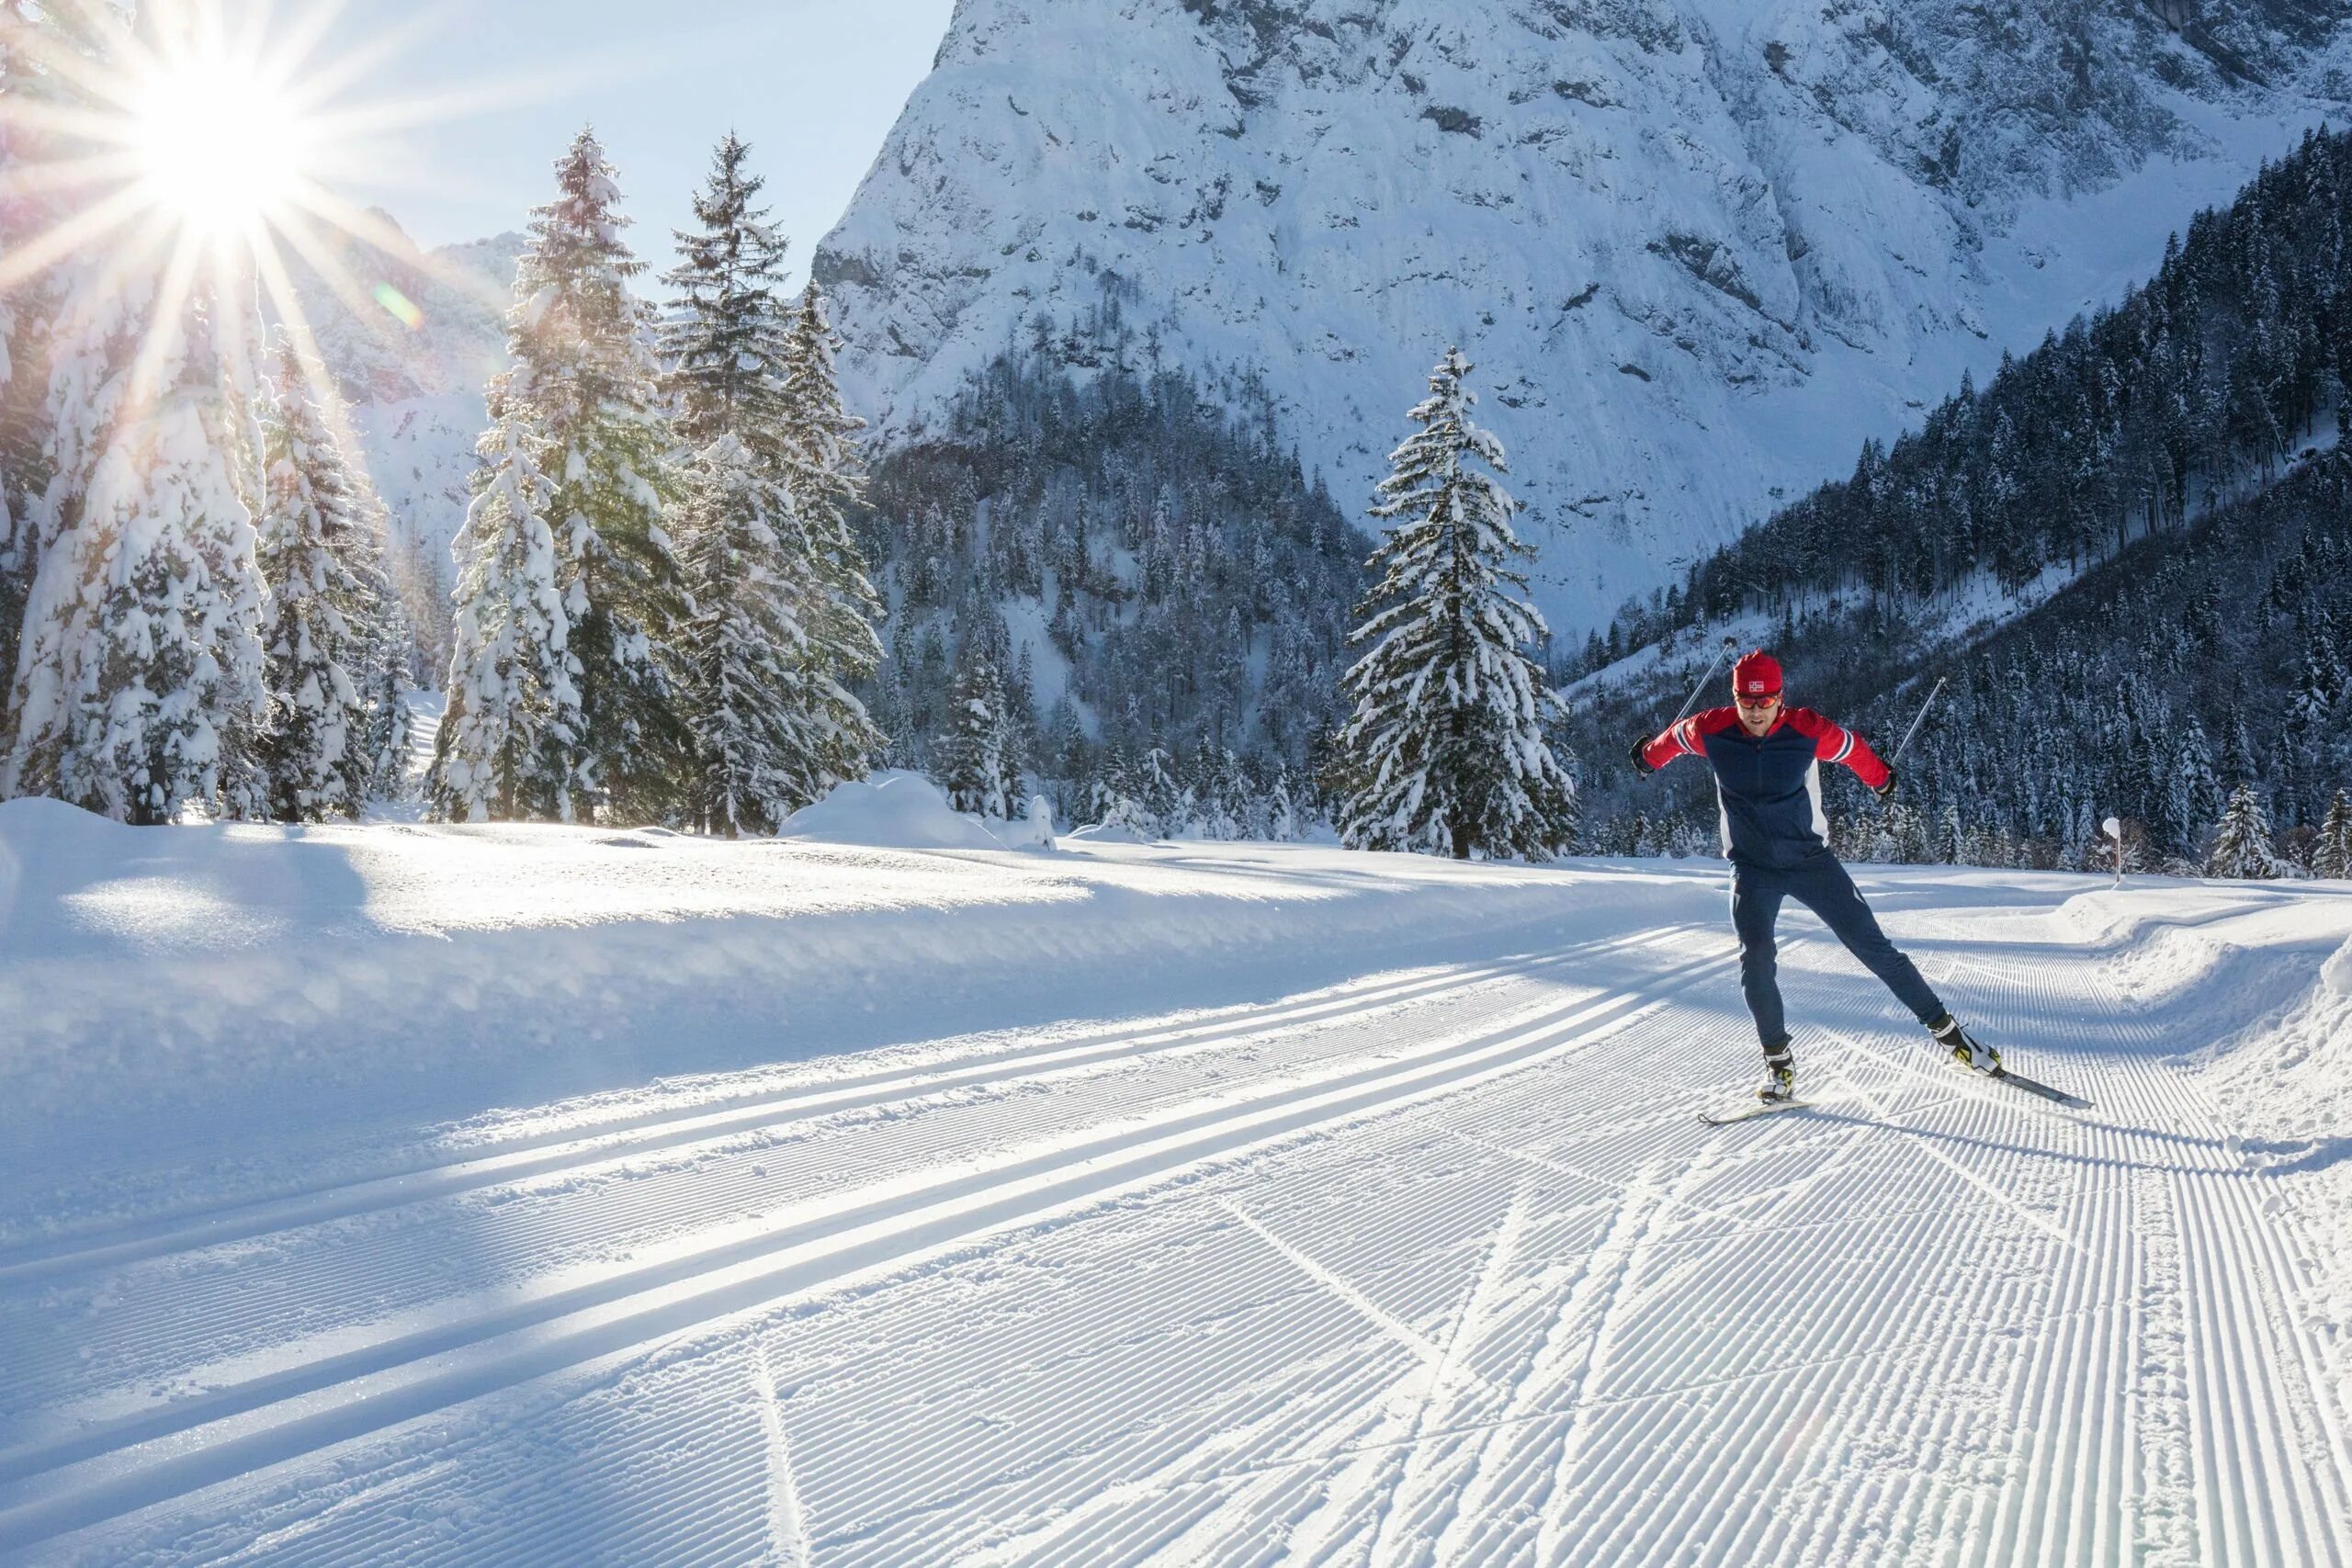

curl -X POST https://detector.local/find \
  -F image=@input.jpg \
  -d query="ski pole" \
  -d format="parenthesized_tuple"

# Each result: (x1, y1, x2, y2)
(1669, 635, 1740, 727)
(1888, 675, 1947, 764)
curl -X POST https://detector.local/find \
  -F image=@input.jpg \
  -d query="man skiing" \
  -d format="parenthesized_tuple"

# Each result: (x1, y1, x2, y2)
(1628, 650, 1996, 1104)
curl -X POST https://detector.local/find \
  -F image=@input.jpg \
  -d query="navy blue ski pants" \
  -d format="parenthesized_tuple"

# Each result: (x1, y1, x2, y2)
(1731, 853, 1945, 1052)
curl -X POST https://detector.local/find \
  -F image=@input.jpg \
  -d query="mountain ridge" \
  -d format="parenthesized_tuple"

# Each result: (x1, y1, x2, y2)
(812, 0, 2352, 635)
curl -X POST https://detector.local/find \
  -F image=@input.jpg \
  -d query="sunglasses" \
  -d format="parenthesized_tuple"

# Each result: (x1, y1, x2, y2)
(1735, 693, 1781, 708)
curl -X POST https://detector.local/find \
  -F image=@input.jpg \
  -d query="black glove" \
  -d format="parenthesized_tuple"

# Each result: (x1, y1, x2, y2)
(1874, 765, 1899, 801)
(1628, 737, 1657, 777)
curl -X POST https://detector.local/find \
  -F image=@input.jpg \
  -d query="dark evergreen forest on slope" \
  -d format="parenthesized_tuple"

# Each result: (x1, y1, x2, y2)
(1580, 449, 2352, 868)
(1570, 126, 2352, 870)
(1667, 125, 2352, 628)
(855, 350, 1370, 831)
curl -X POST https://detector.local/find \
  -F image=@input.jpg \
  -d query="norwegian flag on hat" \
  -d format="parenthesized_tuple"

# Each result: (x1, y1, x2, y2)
(1733, 649, 1782, 696)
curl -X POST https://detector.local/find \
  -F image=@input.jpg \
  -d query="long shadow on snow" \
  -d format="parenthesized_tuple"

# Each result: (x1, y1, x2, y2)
(1786, 1105, 2245, 1178)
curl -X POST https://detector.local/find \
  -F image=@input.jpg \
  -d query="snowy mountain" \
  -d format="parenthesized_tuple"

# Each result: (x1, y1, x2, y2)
(280, 216, 525, 637)
(815, 0, 2352, 633)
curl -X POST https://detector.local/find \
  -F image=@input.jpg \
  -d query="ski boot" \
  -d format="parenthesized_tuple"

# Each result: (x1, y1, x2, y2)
(1928, 1014, 2000, 1075)
(1758, 1040, 1797, 1104)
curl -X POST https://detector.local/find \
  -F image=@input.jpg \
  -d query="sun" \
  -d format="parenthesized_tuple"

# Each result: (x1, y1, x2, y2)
(127, 50, 310, 243)
(0, 0, 599, 468)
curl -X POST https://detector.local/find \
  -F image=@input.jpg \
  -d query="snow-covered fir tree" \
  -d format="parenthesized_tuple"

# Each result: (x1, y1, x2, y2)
(937, 645, 1019, 818)
(1137, 744, 1180, 831)
(433, 128, 686, 823)
(2168, 716, 2222, 852)
(430, 418, 576, 821)
(662, 133, 791, 452)
(673, 434, 819, 834)
(0, 0, 103, 739)
(1267, 765, 1299, 841)
(252, 342, 381, 820)
(6, 242, 266, 822)
(661, 136, 877, 829)
(2312, 789, 2352, 878)
(774, 278, 884, 789)
(352, 491, 415, 800)
(1, 0, 150, 770)
(1088, 746, 1157, 838)
(2207, 782, 2282, 879)
(1334, 348, 1576, 860)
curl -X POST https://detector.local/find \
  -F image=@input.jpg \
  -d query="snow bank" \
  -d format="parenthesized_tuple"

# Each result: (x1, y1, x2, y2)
(2198, 926, 2352, 1413)
(0, 801, 1715, 1235)
(1066, 822, 1155, 844)
(2322, 934, 2352, 998)
(780, 771, 1005, 851)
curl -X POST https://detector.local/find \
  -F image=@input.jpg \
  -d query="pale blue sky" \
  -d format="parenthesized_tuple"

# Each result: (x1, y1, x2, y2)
(297, 0, 956, 280)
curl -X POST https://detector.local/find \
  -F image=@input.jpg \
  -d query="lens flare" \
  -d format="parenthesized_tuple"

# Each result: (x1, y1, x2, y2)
(372, 282, 424, 329)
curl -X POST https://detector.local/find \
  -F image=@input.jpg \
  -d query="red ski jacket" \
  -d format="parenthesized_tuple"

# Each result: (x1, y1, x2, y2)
(1639, 706, 1890, 867)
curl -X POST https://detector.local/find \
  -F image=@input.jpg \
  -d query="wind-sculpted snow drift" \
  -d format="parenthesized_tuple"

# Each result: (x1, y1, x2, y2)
(816, 0, 2352, 631)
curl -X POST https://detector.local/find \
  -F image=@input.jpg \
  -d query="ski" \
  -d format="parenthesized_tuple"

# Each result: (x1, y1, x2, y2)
(1698, 1099, 1808, 1127)
(1978, 1065, 2091, 1110)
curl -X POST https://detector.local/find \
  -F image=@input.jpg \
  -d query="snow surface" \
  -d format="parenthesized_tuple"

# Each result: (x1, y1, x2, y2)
(4, 807, 2352, 1562)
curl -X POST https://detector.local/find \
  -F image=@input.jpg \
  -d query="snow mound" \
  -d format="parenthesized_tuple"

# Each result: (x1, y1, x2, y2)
(2323, 933, 2352, 997)
(781, 772, 1005, 851)
(1067, 822, 1156, 845)
(999, 795, 1057, 851)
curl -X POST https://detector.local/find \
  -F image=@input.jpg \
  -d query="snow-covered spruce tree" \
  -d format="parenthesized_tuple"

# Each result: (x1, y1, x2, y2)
(937, 647, 1018, 818)
(251, 341, 390, 820)
(673, 434, 819, 834)
(352, 491, 415, 800)
(0, 0, 106, 741)
(774, 279, 885, 786)
(429, 416, 575, 821)
(660, 134, 871, 829)
(662, 133, 791, 450)
(2206, 782, 2282, 879)
(435, 129, 686, 823)
(6, 248, 266, 822)
(1138, 743, 1182, 829)
(2312, 789, 2352, 878)
(1334, 348, 1575, 860)
(1089, 745, 1156, 837)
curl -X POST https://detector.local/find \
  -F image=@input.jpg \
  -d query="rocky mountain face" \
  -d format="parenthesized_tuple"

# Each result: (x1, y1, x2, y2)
(281, 218, 524, 661)
(814, 0, 2352, 635)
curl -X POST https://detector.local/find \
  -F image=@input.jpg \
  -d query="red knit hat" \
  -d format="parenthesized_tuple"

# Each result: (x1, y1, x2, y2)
(1733, 649, 1782, 698)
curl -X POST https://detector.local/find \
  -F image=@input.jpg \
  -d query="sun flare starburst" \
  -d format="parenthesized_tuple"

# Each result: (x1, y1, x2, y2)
(0, 0, 533, 527)
(126, 49, 309, 241)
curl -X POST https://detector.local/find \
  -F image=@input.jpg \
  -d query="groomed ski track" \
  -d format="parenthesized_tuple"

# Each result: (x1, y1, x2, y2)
(4, 852, 2348, 1566)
